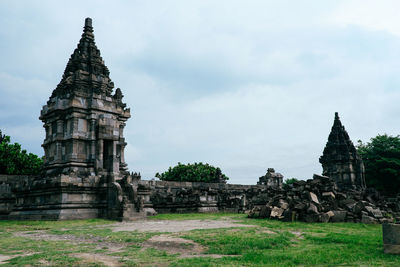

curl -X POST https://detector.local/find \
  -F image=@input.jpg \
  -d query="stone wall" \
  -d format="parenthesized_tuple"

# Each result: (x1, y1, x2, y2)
(139, 180, 266, 214)
(0, 175, 33, 219)
(2, 174, 399, 223)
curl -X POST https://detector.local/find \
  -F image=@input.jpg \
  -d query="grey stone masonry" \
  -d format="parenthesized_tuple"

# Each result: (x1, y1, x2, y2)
(40, 17, 130, 179)
(383, 223, 400, 254)
(257, 168, 283, 188)
(319, 112, 366, 190)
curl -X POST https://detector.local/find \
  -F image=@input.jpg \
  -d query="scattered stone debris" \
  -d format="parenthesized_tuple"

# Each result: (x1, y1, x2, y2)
(248, 174, 400, 223)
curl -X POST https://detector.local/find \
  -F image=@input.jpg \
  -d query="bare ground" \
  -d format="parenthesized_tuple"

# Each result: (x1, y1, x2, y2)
(111, 219, 254, 232)
(142, 234, 238, 259)
(71, 253, 122, 267)
(0, 255, 13, 265)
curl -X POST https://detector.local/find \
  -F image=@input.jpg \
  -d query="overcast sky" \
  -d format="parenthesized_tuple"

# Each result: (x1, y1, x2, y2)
(1, 1, 400, 184)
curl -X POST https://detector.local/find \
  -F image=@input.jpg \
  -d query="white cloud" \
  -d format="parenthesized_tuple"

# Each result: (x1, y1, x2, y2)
(329, 0, 400, 36)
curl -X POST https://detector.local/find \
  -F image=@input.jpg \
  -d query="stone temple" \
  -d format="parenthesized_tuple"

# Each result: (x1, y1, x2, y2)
(319, 112, 366, 190)
(40, 17, 130, 179)
(6, 18, 150, 220)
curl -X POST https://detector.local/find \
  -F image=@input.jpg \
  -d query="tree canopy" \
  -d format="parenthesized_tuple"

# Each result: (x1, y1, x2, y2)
(357, 134, 400, 196)
(0, 130, 43, 175)
(155, 162, 229, 183)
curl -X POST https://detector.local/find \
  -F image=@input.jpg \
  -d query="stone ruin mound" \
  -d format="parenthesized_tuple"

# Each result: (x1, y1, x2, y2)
(248, 174, 400, 223)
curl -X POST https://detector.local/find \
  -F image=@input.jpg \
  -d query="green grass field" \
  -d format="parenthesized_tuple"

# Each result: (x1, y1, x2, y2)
(0, 213, 399, 266)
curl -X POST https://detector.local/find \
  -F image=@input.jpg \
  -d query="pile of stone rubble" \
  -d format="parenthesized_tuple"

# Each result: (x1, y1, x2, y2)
(248, 174, 400, 223)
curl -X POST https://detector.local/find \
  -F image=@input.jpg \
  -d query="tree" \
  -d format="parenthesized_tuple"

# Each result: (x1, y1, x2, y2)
(357, 134, 400, 196)
(283, 178, 299, 190)
(0, 130, 43, 175)
(155, 162, 229, 183)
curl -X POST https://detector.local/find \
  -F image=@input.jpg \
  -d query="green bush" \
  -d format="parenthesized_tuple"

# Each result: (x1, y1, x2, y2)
(357, 134, 400, 196)
(155, 162, 229, 183)
(0, 130, 43, 175)
(283, 178, 299, 190)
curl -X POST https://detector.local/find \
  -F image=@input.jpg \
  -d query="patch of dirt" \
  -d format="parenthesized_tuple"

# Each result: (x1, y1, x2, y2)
(72, 253, 121, 267)
(13, 231, 126, 252)
(0, 255, 13, 264)
(142, 234, 239, 259)
(0, 253, 38, 265)
(38, 259, 52, 266)
(290, 231, 304, 239)
(143, 234, 205, 255)
(257, 229, 277, 234)
(112, 219, 254, 232)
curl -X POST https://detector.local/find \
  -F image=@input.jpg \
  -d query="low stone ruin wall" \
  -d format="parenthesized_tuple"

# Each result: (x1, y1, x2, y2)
(139, 180, 266, 214)
(2, 174, 400, 223)
(0, 175, 34, 219)
(248, 175, 400, 223)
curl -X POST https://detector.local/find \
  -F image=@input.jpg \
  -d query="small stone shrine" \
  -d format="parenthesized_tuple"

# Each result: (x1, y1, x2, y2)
(319, 112, 366, 190)
(7, 18, 152, 220)
(257, 168, 283, 188)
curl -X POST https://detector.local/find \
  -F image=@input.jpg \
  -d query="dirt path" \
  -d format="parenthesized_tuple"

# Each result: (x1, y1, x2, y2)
(111, 219, 254, 232)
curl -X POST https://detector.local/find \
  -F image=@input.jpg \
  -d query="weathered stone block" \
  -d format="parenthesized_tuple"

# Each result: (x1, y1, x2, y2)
(309, 192, 320, 204)
(270, 207, 284, 218)
(307, 203, 319, 214)
(365, 206, 383, 218)
(383, 223, 400, 254)
(330, 210, 347, 222)
(361, 214, 378, 224)
(320, 212, 330, 223)
(322, 192, 335, 199)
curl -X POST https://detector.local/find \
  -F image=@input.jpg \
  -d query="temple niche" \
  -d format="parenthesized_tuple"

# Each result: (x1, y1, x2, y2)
(40, 18, 130, 179)
(319, 112, 366, 190)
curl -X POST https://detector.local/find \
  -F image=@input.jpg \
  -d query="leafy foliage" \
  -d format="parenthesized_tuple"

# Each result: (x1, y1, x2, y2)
(357, 134, 400, 196)
(283, 178, 299, 190)
(155, 162, 229, 183)
(0, 130, 43, 175)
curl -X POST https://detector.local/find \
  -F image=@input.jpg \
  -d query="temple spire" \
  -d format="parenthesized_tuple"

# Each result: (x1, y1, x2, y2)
(49, 18, 114, 99)
(82, 17, 94, 39)
(320, 113, 366, 190)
